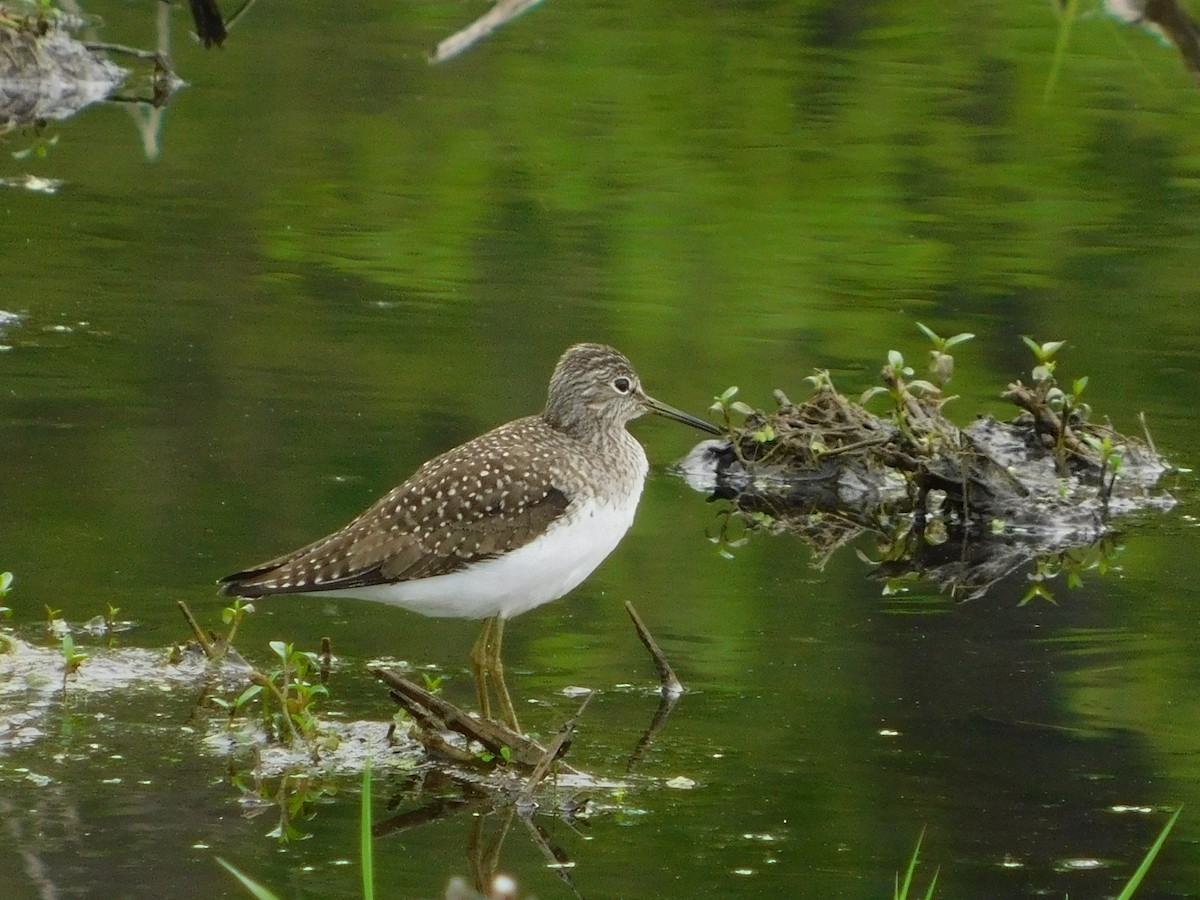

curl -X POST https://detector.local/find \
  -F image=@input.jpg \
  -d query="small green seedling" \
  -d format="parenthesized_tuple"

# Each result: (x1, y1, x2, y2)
(752, 422, 776, 444)
(861, 349, 938, 448)
(221, 598, 255, 646)
(475, 745, 513, 765)
(210, 684, 265, 722)
(804, 369, 834, 391)
(709, 386, 755, 431)
(917, 323, 974, 388)
(421, 672, 444, 694)
(262, 640, 329, 747)
(1083, 433, 1124, 499)
(1021, 336, 1066, 384)
(60, 633, 88, 692)
(0, 571, 12, 618)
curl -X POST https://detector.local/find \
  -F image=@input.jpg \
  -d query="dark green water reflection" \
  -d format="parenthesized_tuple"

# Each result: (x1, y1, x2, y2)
(3, 1, 1200, 897)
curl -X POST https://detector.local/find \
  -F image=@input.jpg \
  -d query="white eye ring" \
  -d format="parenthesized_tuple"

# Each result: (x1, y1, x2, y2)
(612, 377, 632, 394)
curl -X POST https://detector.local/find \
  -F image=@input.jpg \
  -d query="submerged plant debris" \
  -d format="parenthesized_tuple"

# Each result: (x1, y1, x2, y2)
(0, 1, 182, 136)
(682, 331, 1178, 601)
(0, 5, 127, 129)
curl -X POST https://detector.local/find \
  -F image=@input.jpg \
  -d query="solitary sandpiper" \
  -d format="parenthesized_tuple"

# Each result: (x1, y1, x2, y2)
(219, 343, 720, 728)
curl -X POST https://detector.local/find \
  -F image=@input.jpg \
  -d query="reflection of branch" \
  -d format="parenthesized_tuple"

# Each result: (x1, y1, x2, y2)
(625, 689, 681, 776)
(432, 0, 546, 64)
(519, 813, 584, 899)
(106, 1, 181, 160)
(371, 795, 475, 838)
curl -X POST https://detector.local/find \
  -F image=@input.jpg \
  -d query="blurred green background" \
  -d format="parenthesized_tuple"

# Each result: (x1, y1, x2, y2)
(2, 1, 1199, 897)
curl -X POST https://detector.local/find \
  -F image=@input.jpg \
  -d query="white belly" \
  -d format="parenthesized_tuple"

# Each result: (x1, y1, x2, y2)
(314, 490, 642, 619)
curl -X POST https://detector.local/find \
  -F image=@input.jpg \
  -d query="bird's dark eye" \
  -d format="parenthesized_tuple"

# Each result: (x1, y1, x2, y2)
(613, 377, 632, 394)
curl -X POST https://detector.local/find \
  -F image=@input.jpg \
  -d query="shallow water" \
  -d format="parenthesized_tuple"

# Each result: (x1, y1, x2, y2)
(3, 1, 1200, 897)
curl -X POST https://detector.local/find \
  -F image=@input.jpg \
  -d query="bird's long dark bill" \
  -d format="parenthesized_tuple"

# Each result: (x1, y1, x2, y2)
(644, 394, 723, 435)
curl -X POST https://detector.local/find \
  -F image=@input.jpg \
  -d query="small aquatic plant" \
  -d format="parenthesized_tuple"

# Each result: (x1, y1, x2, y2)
(698, 325, 1172, 602)
(178, 600, 335, 762)
(0, 570, 12, 619)
(59, 632, 87, 694)
(895, 828, 938, 900)
(895, 808, 1182, 898)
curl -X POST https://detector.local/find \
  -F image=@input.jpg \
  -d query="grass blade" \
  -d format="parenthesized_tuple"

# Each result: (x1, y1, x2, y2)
(1115, 806, 1182, 900)
(1044, 0, 1081, 103)
(217, 857, 282, 900)
(923, 867, 939, 900)
(361, 759, 375, 900)
(896, 828, 924, 900)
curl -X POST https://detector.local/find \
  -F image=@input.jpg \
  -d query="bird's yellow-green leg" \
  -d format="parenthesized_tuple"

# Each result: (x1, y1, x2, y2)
(470, 614, 520, 732)
(488, 616, 519, 732)
(471, 616, 496, 722)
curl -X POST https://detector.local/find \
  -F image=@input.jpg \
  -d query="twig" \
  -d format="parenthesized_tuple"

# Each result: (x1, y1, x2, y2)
(816, 434, 891, 458)
(83, 41, 165, 63)
(371, 667, 572, 771)
(249, 669, 303, 747)
(431, 0, 545, 64)
(517, 693, 591, 810)
(625, 601, 683, 697)
(1138, 411, 1159, 457)
(176, 600, 216, 659)
(222, 0, 260, 34)
(319, 636, 332, 683)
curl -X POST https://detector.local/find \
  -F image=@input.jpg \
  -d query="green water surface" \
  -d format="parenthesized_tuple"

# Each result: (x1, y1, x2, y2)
(2, 1, 1200, 897)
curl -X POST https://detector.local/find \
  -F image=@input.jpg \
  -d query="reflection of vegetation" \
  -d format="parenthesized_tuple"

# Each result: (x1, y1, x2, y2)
(231, 770, 337, 842)
(690, 330, 1173, 601)
(1018, 537, 1122, 606)
(221, 763, 376, 898)
(0, 0, 183, 158)
(0, 3, 127, 131)
(11, 131, 59, 161)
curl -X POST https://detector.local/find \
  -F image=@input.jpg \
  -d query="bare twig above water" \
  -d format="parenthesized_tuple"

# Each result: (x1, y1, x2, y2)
(177, 599, 217, 659)
(626, 601, 684, 697)
(518, 692, 591, 809)
(432, 0, 545, 64)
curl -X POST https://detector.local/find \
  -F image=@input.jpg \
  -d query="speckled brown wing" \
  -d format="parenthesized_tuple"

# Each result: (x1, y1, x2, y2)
(218, 417, 575, 598)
